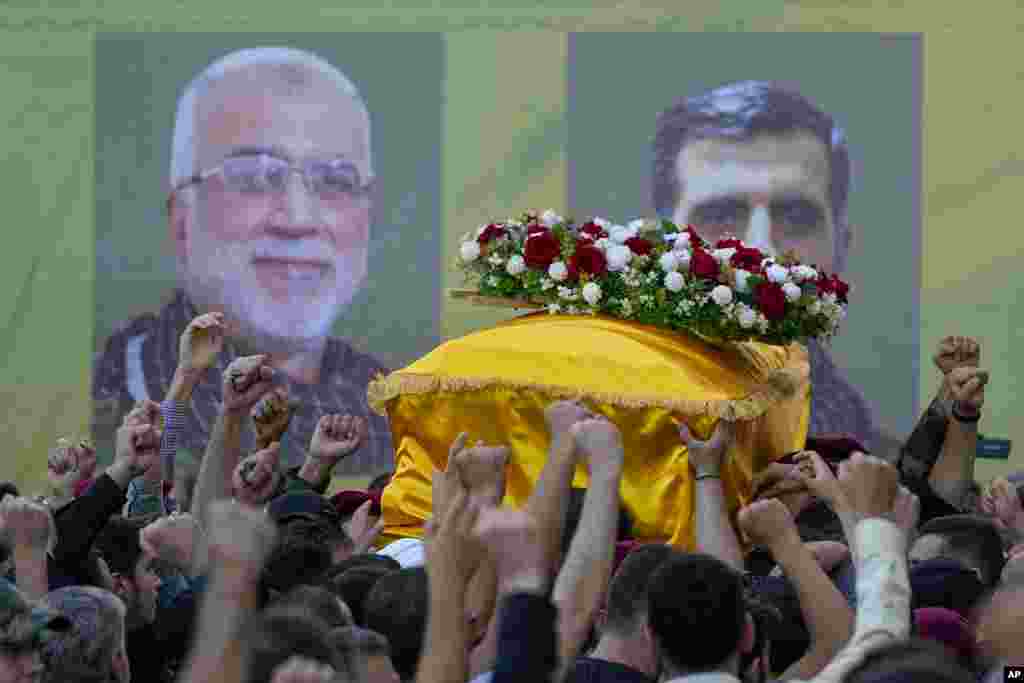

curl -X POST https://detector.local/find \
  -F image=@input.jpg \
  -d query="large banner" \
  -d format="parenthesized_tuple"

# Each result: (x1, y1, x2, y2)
(568, 33, 921, 449)
(93, 35, 443, 475)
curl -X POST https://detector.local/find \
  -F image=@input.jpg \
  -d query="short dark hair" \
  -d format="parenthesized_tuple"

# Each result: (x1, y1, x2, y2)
(363, 567, 428, 681)
(93, 515, 151, 576)
(917, 515, 1006, 586)
(243, 607, 341, 683)
(843, 638, 974, 683)
(652, 81, 850, 269)
(273, 585, 352, 629)
(280, 517, 352, 553)
(647, 553, 746, 674)
(261, 540, 334, 596)
(321, 555, 402, 626)
(604, 544, 678, 635)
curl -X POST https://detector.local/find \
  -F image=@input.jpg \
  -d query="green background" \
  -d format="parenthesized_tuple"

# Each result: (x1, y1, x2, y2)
(1, 1, 1021, 490)
(568, 33, 920, 438)
(94, 33, 443, 374)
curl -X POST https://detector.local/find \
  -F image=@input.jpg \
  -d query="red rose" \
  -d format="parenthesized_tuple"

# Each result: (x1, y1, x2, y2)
(689, 248, 720, 280)
(816, 274, 851, 304)
(730, 246, 765, 272)
(683, 225, 705, 249)
(523, 229, 562, 269)
(476, 223, 508, 244)
(569, 242, 608, 278)
(579, 221, 608, 240)
(754, 282, 787, 321)
(715, 238, 744, 250)
(624, 236, 653, 256)
(527, 223, 547, 235)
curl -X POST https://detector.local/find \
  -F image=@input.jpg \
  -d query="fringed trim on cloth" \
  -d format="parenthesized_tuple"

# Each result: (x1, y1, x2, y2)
(367, 365, 805, 421)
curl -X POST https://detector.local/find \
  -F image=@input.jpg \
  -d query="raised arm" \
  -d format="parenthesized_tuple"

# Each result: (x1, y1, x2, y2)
(552, 416, 625, 676)
(928, 366, 987, 510)
(298, 414, 368, 492)
(739, 497, 854, 681)
(683, 420, 743, 570)
(190, 355, 275, 527)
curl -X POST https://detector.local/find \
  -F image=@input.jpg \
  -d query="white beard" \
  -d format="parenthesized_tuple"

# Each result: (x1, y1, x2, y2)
(181, 226, 359, 354)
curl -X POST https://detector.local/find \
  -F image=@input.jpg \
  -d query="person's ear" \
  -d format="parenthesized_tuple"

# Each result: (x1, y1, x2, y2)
(168, 190, 191, 266)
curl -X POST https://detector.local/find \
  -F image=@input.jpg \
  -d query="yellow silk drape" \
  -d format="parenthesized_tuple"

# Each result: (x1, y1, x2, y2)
(369, 313, 810, 548)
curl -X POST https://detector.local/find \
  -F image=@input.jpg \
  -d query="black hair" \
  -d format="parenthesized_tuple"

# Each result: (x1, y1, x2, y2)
(604, 544, 678, 634)
(647, 553, 746, 674)
(243, 607, 341, 683)
(273, 584, 353, 629)
(363, 567, 428, 681)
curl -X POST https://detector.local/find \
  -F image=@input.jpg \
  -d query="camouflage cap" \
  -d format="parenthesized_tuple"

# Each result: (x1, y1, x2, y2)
(0, 578, 70, 649)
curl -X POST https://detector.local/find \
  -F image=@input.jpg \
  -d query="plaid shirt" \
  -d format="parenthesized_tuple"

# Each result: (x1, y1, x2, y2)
(92, 290, 394, 476)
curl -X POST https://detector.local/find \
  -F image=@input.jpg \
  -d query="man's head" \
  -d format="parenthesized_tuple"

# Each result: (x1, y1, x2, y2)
(40, 586, 128, 683)
(0, 580, 70, 683)
(653, 80, 851, 274)
(646, 553, 753, 677)
(169, 47, 374, 354)
(363, 567, 428, 682)
(910, 515, 1006, 588)
(93, 516, 163, 628)
(243, 607, 341, 683)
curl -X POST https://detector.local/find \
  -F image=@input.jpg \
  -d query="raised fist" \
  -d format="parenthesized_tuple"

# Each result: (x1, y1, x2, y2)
(448, 432, 511, 506)
(309, 414, 367, 463)
(681, 419, 735, 475)
(544, 399, 594, 439)
(738, 498, 799, 549)
(945, 366, 988, 413)
(933, 336, 980, 375)
(252, 387, 297, 450)
(206, 499, 277, 571)
(222, 355, 275, 417)
(570, 416, 625, 475)
(232, 443, 283, 506)
(179, 312, 226, 373)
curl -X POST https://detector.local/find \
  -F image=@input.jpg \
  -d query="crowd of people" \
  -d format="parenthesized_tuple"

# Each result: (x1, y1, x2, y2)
(1, 312, 1022, 683)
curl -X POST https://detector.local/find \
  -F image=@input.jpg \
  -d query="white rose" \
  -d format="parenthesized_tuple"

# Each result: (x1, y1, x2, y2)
(558, 286, 576, 300)
(506, 254, 526, 276)
(548, 261, 568, 281)
(627, 219, 646, 232)
(675, 248, 692, 269)
(664, 233, 680, 244)
(547, 303, 562, 314)
(582, 282, 602, 305)
(737, 305, 758, 329)
(594, 238, 611, 251)
(541, 277, 555, 291)
(566, 305, 580, 315)
(459, 241, 481, 262)
(540, 209, 562, 227)
(610, 225, 637, 244)
(792, 265, 818, 282)
(782, 283, 802, 303)
(594, 218, 611, 229)
(664, 271, 685, 293)
(606, 245, 633, 272)
(713, 248, 736, 265)
(711, 285, 733, 306)
(766, 264, 790, 284)
(734, 269, 752, 293)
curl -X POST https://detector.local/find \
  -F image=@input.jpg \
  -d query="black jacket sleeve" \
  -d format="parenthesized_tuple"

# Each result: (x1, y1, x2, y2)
(50, 473, 126, 567)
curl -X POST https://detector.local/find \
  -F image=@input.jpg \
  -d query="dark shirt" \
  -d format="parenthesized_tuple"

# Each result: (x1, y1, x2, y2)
(568, 657, 653, 683)
(92, 290, 394, 474)
(493, 593, 558, 683)
(48, 473, 126, 590)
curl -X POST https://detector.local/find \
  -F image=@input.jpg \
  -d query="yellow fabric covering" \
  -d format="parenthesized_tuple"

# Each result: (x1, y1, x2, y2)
(369, 313, 811, 548)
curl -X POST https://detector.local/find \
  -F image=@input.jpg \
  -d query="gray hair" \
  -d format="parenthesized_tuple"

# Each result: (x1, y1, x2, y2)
(169, 46, 370, 190)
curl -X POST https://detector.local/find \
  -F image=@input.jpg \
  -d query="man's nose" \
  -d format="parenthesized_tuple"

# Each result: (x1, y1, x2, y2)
(743, 205, 776, 257)
(273, 171, 321, 235)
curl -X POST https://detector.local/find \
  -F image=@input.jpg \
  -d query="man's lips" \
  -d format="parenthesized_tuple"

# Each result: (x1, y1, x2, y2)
(252, 257, 330, 271)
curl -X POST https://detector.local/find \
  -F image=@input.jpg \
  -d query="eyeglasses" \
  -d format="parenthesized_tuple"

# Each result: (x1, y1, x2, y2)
(168, 153, 374, 210)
